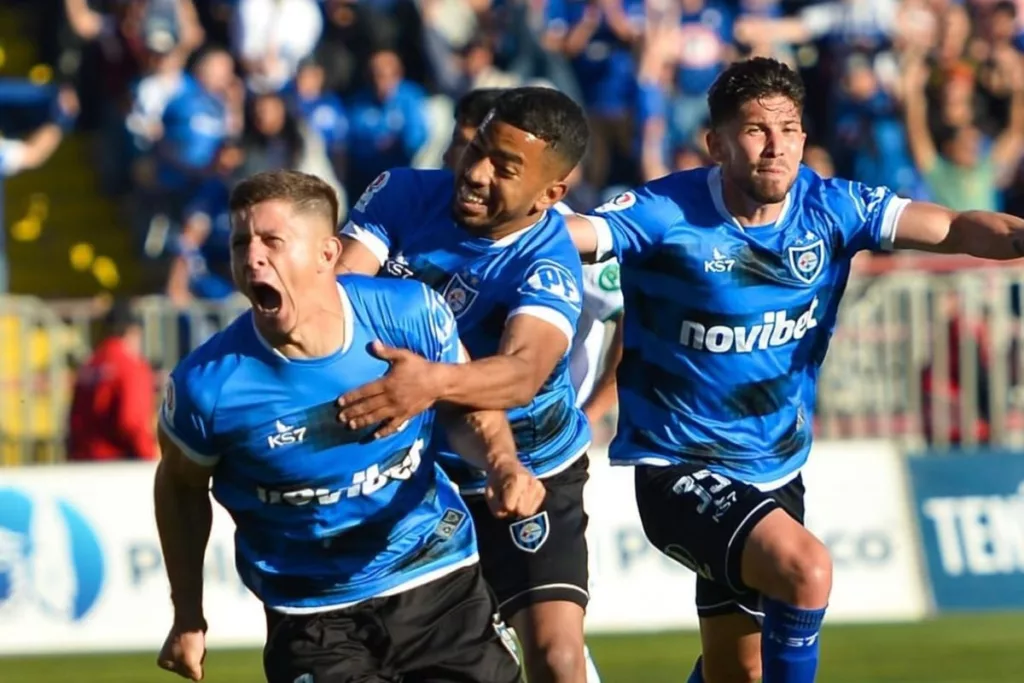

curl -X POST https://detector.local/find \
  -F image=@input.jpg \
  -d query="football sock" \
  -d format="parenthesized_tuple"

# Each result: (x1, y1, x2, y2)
(761, 598, 826, 683)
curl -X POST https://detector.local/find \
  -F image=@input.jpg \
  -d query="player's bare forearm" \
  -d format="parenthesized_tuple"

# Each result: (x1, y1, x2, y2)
(565, 214, 600, 263)
(896, 202, 1024, 258)
(582, 318, 624, 426)
(154, 429, 213, 631)
(432, 354, 539, 409)
(438, 405, 519, 473)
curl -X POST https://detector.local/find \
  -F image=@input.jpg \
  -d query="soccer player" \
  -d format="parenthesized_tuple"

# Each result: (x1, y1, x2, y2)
(565, 57, 1024, 683)
(335, 86, 595, 683)
(154, 170, 544, 683)
(441, 87, 616, 683)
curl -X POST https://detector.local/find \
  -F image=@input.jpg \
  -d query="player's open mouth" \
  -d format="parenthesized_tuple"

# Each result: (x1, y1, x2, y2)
(455, 184, 488, 215)
(251, 283, 283, 314)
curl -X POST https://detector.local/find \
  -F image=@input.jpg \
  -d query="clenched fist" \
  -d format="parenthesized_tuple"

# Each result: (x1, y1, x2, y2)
(485, 461, 546, 519)
(158, 626, 207, 681)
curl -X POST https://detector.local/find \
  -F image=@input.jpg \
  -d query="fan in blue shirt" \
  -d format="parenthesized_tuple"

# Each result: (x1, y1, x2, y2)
(566, 57, 1024, 683)
(153, 169, 541, 683)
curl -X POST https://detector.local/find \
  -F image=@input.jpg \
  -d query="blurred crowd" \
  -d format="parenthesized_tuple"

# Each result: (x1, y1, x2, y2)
(15, 0, 1020, 307)
(7, 0, 1024, 461)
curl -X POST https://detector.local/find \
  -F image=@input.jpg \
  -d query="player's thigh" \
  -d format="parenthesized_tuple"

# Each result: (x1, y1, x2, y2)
(387, 565, 522, 683)
(698, 612, 762, 683)
(634, 464, 778, 595)
(262, 606, 393, 683)
(468, 456, 591, 623)
(740, 507, 833, 607)
(507, 600, 586, 677)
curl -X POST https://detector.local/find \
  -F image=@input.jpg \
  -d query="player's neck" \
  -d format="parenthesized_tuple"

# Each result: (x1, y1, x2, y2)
(721, 178, 786, 228)
(257, 282, 348, 360)
(477, 213, 542, 241)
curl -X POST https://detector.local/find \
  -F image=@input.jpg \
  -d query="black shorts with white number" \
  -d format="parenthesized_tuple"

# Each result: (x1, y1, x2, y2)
(465, 455, 590, 621)
(262, 564, 521, 683)
(634, 463, 805, 619)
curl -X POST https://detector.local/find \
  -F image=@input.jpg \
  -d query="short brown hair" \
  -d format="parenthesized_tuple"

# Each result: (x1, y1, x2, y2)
(229, 170, 339, 229)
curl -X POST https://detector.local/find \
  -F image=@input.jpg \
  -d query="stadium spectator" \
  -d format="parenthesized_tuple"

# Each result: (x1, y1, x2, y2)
(231, 0, 323, 95)
(0, 85, 78, 293)
(343, 49, 429, 203)
(67, 301, 157, 462)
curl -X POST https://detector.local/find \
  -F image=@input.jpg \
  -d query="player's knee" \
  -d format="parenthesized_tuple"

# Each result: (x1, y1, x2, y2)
(778, 535, 833, 608)
(526, 639, 586, 683)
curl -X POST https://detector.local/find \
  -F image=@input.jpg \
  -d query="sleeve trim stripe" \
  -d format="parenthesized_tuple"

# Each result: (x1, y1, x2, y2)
(880, 197, 912, 251)
(158, 414, 221, 466)
(507, 306, 574, 349)
(582, 215, 614, 262)
(341, 221, 388, 265)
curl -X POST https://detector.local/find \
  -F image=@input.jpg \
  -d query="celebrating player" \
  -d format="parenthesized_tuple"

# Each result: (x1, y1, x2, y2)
(566, 57, 1024, 683)
(335, 86, 595, 683)
(153, 170, 543, 683)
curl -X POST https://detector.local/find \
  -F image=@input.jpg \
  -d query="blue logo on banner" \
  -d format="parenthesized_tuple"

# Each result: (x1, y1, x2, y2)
(0, 488, 105, 621)
(908, 453, 1024, 611)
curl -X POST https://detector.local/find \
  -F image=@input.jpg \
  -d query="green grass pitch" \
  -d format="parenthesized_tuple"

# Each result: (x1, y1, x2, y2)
(3, 613, 1022, 682)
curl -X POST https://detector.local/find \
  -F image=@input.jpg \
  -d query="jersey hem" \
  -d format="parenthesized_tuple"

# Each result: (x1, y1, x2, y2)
(262, 551, 480, 614)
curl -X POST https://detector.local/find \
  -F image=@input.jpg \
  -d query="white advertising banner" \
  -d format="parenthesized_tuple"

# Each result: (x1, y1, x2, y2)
(0, 441, 928, 654)
(0, 462, 265, 655)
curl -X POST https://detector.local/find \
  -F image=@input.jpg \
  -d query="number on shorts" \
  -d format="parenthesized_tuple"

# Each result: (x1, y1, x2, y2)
(671, 469, 733, 515)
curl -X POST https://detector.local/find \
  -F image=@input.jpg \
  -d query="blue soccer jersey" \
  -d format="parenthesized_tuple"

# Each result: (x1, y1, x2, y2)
(342, 167, 592, 493)
(584, 165, 910, 486)
(158, 275, 478, 612)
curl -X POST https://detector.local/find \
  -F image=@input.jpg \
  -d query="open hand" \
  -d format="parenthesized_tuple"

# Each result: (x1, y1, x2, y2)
(337, 341, 441, 439)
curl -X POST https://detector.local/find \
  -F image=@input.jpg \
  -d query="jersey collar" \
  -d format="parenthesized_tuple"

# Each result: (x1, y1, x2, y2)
(707, 165, 793, 229)
(250, 282, 354, 362)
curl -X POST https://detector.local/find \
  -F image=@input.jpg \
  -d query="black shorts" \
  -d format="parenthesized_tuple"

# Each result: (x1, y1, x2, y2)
(465, 455, 590, 621)
(262, 564, 521, 683)
(634, 463, 805, 620)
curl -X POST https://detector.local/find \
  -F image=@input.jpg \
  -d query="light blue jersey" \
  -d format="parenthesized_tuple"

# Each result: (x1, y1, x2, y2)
(585, 165, 909, 486)
(343, 167, 592, 492)
(159, 275, 479, 612)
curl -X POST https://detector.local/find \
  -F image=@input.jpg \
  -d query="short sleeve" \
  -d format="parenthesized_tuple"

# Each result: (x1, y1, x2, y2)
(509, 250, 584, 348)
(157, 368, 220, 466)
(825, 178, 911, 254)
(416, 283, 465, 364)
(583, 261, 624, 323)
(340, 169, 405, 266)
(583, 182, 678, 263)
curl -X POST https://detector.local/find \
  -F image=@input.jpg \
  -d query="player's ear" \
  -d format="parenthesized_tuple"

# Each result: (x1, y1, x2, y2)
(536, 180, 569, 213)
(321, 235, 342, 272)
(705, 128, 724, 163)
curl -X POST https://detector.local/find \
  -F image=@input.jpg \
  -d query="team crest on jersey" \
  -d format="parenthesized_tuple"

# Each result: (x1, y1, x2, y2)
(786, 239, 826, 284)
(594, 191, 636, 213)
(353, 170, 390, 212)
(442, 273, 479, 318)
(509, 511, 549, 553)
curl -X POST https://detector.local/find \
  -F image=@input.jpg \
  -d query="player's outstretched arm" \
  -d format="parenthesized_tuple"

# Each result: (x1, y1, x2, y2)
(154, 425, 214, 681)
(338, 316, 570, 434)
(564, 213, 601, 262)
(336, 235, 383, 276)
(438, 405, 545, 518)
(432, 312, 571, 410)
(893, 202, 1024, 259)
(581, 314, 624, 430)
